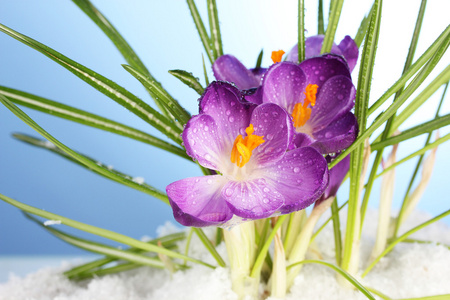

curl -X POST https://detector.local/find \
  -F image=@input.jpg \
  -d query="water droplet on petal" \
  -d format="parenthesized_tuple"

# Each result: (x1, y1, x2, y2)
(228, 116, 235, 123)
(325, 132, 333, 138)
(207, 179, 212, 184)
(226, 110, 231, 116)
(337, 94, 344, 100)
(263, 187, 269, 193)
(293, 167, 300, 173)
(319, 76, 325, 81)
(204, 125, 209, 131)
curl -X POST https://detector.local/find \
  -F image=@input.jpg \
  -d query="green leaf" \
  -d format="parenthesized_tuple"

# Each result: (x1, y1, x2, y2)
(371, 113, 450, 151)
(202, 54, 210, 86)
(0, 192, 215, 269)
(393, 67, 450, 132)
(250, 215, 288, 278)
(354, 4, 374, 48)
(193, 228, 226, 268)
(207, 0, 223, 60)
(342, 0, 382, 274)
(169, 69, 205, 95)
(65, 232, 185, 278)
(321, 0, 344, 53)
(331, 198, 343, 266)
(362, 208, 450, 277)
(0, 23, 182, 144)
(12, 133, 172, 203)
(287, 260, 376, 300)
(368, 25, 450, 116)
(0, 94, 169, 203)
(24, 213, 166, 269)
(329, 29, 450, 169)
(71, 0, 148, 77)
(298, 0, 305, 63)
(375, 132, 450, 179)
(123, 64, 191, 126)
(186, 0, 214, 64)
(311, 200, 348, 242)
(255, 50, 264, 69)
(318, 0, 325, 35)
(0, 86, 189, 159)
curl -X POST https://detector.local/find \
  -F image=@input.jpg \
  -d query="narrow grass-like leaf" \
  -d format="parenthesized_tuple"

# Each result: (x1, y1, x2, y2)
(365, 287, 392, 300)
(123, 64, 191, 126)
(371, 113, 450, 151)
(298, 0, 305, 63)
(0, 192, 215, 269)
(169, 69, 204, 95)
(65, 232, 185, 278)
(354, 4, 374, 48)
(331, 198, 343, 266)
(393, 67, 450, 132)
(0, 23, 182, 143)
(287, 260, 376, 300)
(329, 32, 450, 169)
(394, 238, 450, 250)
(202, 54, 210, 86)
(24, 213, 166, 269)
(255, 50, 264, 69)
(13, 132, 187, 206)
(321, 0, 344, 53)
(0, 86, 189, 159)
(362, 208, 450, 277)
(186, 0, 214, 64)
(311, 200, 349, 242)
(183, 228, 195, 266)
(71, 0, 148, 76)
(193, 228, 226, 268)
(250, 215, 288, 278)
(375, 132, 450, 178)
(0, 95, 169, 203)
(71, 0, 173, 116)
(368, 25, 450, 116)
(207, 0, 223, 60)
(342, 0, 382, 274)
(361, 1, 430, 228)
(392, 82, 448, 237)
(318, 0, 325, 35)
(400, 295, 450, 300)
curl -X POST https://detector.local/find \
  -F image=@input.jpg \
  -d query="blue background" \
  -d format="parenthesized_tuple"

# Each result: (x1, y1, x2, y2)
(1, 0, 449, 255)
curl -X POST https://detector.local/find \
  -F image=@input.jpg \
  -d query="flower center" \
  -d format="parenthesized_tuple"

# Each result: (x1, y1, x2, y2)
(271, 50, 285, 63)
(230, 124, 265, 168)
(292, 83, 318, 128)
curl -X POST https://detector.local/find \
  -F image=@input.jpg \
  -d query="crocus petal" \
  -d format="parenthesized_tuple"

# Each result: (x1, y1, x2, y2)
(310, 112, 358, 154)
(299, 54, 351, 96)
(261, 147, 329, 214)
(262, 62, 307, 113)
(287, 35, 343, 62)
(290, 132, 314, 149)
(223, 178, 284, 219)
(243, 87, 263, 105)
(249, 103, 293, 166)
(322, 154, 350, 199)
(308, 75, 356, 131)
(213, 55, 260, 90)
(200, 81, 255, 150)
(338, 36, 359, 72)
(167, 175, 232, 227)
(182, 114, 224, 170)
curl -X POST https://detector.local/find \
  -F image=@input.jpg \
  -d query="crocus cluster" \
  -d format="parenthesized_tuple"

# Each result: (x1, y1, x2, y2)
(167, 36, 358, 227)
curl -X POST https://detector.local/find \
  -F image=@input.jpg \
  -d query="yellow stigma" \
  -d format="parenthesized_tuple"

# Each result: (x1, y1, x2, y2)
(292, 84, 318, 128)
(230, 124, 265, 168)
(271, 50, 285, 63)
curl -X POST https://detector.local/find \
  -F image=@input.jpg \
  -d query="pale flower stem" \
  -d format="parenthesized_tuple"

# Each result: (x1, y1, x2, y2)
(223, 222, 258, 300)
(399, 144, 437, 227)
(286, 197, 334, 289)
(370, 143, 398, 262)
(270, 228, 286, 299)
(283, 210, 307, 259)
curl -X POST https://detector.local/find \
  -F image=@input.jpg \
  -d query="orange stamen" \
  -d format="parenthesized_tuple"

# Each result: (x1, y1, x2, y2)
(291, 84, 319, 128)
(271, 50, 285, 63)
(230, 124, 265, 167)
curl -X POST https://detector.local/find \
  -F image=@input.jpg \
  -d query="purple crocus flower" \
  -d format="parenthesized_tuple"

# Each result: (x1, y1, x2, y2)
(286, 35, 359, 72)
(261, 54, 358, 155)
(213, 55, 266, 90)
(166, 81, 329, 227)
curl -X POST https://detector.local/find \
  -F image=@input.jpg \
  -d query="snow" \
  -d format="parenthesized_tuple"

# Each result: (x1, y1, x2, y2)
(1, 210, 449, 300)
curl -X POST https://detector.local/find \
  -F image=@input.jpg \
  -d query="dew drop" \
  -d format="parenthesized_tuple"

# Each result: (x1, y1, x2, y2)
(263, 187, 270, 193)
(337, 94, 344, 100)
(266, 133, 274, 140)
(228, 116, 235, 123)
(205, 154, 211, 160)
(262, 198, 269, 204)
(225, 188, 233, 196)
(226, 110, 231, 116)
(314, 70, 320, 75)
(230, 101, 236, 106)
(207, 179, 212, 185)
(204, 125, 209, 131)
(325, 132, 333, 138)
(293, 167, 300, 173)
(193, 128, 198, 133)
(319, 76, 325, 81)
